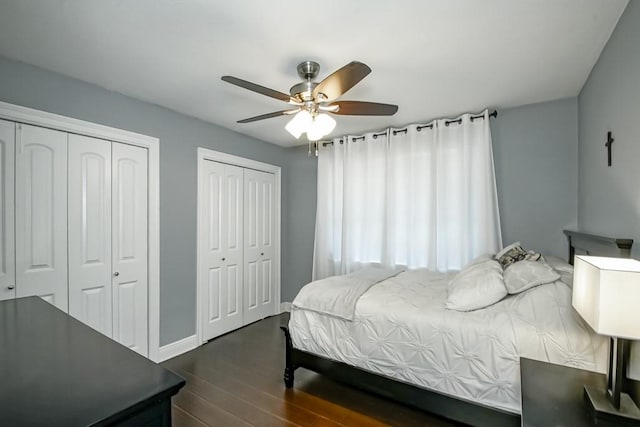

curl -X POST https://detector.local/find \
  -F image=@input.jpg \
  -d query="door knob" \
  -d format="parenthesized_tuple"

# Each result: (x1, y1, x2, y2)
(261, 253, 264, 256)
(222, 257, 226, 261)
(7, 285, 14, 290)
(113, 272, 120, 277)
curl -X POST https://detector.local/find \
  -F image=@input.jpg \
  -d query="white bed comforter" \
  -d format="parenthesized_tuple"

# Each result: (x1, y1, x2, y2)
(292, 267, 404, 321)
(289, 269, 607, 414)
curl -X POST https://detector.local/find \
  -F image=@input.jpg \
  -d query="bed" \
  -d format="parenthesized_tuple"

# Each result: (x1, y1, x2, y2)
(280, 230, 635, 426)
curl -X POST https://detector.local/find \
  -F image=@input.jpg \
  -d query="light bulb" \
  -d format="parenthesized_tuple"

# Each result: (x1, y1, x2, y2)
(285, 110, 312, 139)
(306, 113, 336, 141)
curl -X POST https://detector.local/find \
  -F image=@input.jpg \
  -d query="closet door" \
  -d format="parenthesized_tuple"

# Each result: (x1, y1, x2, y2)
(0, 120, 15, 302)
(112, 142, 148, 356)
(243, 168, 276, 323)
(68, 135, 112, 336)
(15, 124, 68, 310)
(200, 160, 244, 341)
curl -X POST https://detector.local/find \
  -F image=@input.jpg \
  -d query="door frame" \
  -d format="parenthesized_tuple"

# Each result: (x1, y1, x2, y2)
(196, 147, 281, 344)
(0, 101, 161, 361)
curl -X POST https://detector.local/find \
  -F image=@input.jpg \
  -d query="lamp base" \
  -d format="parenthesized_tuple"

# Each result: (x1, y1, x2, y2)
(584, 385, 640, 426)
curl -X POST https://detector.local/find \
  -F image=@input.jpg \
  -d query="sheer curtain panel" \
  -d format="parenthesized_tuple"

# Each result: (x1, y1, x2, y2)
(313, 109, 502, 279)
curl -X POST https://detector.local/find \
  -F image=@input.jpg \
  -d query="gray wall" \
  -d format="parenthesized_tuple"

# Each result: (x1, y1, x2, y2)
(282, 145, 317, 301)
(577, 1, 639, 377)
(283, 98, 580, 300)
(578, 0, 640, 255)
(0, 55, 290, 346)
(492, 97, 579, 259)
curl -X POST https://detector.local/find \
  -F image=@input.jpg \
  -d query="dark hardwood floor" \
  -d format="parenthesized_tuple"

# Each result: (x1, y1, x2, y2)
(163, 313, 463, 427)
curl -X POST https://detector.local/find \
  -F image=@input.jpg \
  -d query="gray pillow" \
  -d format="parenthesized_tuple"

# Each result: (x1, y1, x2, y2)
(503, 261, 560, 294)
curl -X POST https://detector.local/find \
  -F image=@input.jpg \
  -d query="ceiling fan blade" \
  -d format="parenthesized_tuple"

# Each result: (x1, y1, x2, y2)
(222, 76, 291, 102)
(330, 101, 398, 116)
(312, 61, 371, 101)
(237, 109, 299, 123)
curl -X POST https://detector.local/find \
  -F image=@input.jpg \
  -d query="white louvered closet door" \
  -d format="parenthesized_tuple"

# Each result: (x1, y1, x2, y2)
(200, 160, 244, 341)
(0, 119, 15, 302)
(68, 134, 112, 336)
(112, 142, 148, 356)
(15, 124, 68, 311)
(243, 168, 276, 324)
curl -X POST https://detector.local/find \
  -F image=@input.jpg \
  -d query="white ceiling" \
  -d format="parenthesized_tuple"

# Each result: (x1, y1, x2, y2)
(0, 0, 628, 147)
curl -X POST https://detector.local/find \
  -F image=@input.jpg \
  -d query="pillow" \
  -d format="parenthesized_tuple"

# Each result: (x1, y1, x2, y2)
(446, 260, 507, 311)
(542, 255, 574, 287)
(525, 250, 542, 262)
(495, 242, 541, 269)
(495, 241, 522, 260)
(543, 255, 573, 272)
(503, 261, 561, 294)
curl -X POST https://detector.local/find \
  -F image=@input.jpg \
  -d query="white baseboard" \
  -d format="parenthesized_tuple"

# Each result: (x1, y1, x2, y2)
(156, 305, 292, 363)
(280, 302, 292, 313)
(156, 334, 199, 363)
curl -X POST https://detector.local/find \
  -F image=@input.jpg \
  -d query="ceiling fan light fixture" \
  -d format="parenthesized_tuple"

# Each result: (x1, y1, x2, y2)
(306, 113, 336, 141)
(223, 60, 397, 142)
(285, 110, 312, 139)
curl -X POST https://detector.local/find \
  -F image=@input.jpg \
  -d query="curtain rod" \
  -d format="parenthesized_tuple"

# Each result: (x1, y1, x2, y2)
(321, 109, 498, 147)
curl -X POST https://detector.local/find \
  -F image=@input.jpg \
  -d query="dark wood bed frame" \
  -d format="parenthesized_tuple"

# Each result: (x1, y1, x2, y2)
(281, 230, 636, 426)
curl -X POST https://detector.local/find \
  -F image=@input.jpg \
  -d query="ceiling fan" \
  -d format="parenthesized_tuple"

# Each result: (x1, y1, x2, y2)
(221, 61, 398, 141)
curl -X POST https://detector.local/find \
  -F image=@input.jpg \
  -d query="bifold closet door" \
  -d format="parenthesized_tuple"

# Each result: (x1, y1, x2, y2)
(15, 124, 68, 311)
(68, 134, 112, 336)
(200, 160, 244, 341)
(0, 119, 15, 302)
(112, 142, 148, 356)
(243, 168, 276, 324)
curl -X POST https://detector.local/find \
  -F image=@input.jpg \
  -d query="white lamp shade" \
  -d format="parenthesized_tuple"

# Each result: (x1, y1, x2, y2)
(285, 110, 312, 139)
(306, 113, 336, 141)
(572, 255, 640, 339)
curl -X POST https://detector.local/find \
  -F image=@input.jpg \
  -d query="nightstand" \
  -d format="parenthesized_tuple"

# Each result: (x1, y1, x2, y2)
(520, 357, 640, 427)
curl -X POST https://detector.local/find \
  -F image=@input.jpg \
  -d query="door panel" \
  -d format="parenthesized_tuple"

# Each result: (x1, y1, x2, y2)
(15, 124, 68, 310)
(0, 120, 15, 301)
(262, 258, 273, 304)
(201, 161, 244, 341)
(113, 279, 140, 348)
(247, 261, 258, 309)
(224, 166, 243, 322)
(243, 168, 276, 323)
(203, 161, 224, 330)
(112, 142, 148, 356)
(68, 134, 112, 336)
(207, 267, 221, 321)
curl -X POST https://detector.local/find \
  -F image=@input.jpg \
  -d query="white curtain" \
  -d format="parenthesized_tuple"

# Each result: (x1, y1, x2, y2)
(313, 109, 502, 279)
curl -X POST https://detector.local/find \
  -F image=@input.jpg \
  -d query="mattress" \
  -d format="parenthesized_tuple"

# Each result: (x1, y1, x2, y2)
(289, 269, 608, 414)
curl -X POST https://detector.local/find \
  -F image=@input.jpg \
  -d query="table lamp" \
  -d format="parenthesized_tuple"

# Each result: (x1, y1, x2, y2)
(572, 255, 640, 423)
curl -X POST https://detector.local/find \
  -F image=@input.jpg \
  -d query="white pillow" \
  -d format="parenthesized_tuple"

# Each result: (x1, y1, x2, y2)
(542, 255, 574, 287)
(543, 255, 573, 272)
(503, 261, 560, 294)
(446, 260, 507, 311)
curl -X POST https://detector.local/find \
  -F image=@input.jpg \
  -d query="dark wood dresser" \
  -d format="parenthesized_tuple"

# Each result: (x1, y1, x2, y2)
(0, 297, 185, 426)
